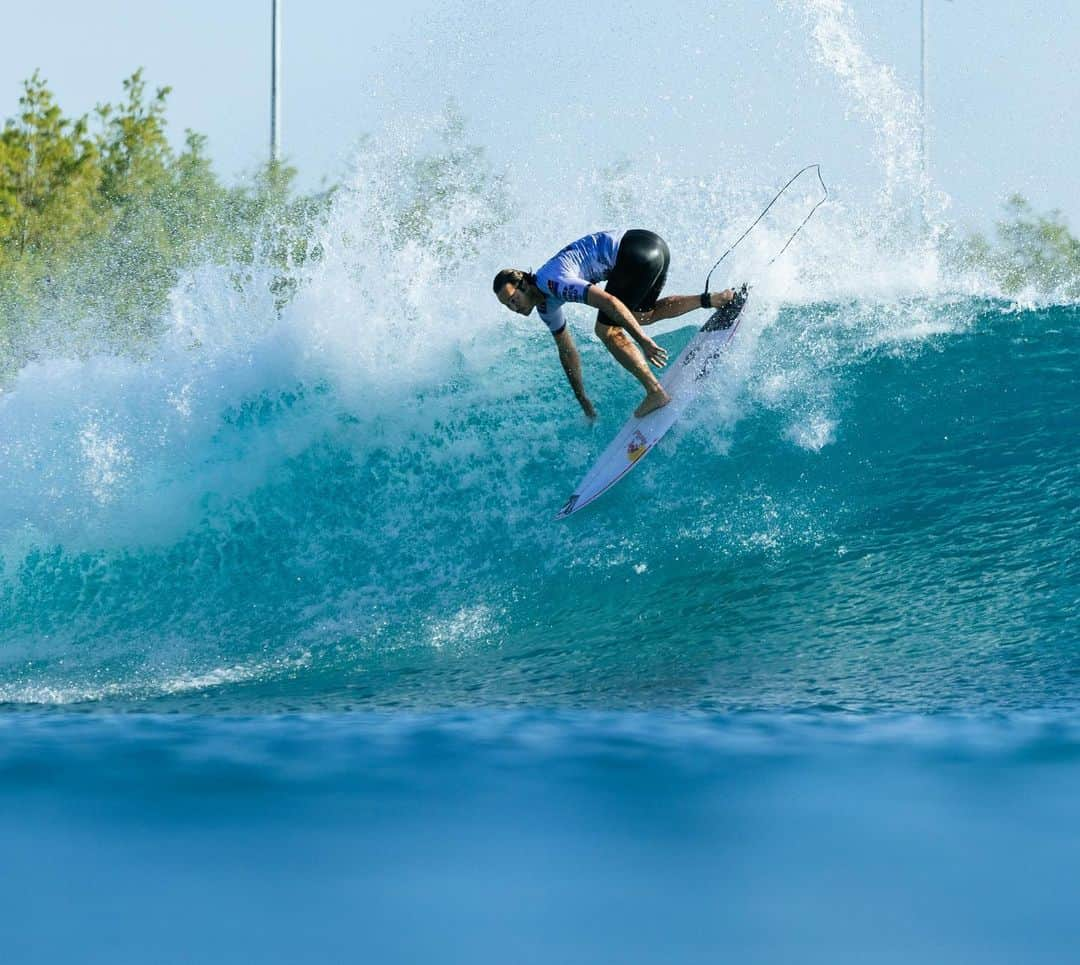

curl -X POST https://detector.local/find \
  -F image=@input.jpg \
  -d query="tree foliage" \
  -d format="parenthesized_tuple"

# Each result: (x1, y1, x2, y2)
(0, 69, 325, 374)
(0, 73, 512, 381)
(953, 194, 1080, 299)
(0, 70, 104, 260)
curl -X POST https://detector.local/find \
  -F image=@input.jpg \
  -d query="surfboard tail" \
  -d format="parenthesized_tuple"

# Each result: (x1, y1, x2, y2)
(701, 284, 749, 332)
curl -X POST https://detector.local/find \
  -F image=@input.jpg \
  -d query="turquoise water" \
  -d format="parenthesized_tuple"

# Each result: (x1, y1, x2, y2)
(3, 301, 1076, 713)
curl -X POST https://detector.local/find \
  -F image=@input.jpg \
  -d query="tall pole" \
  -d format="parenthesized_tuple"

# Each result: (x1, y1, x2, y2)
(919, 0, 927, 180)
(270, 0, 282, 165)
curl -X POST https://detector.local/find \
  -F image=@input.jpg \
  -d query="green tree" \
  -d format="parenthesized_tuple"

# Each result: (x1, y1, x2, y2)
(95, 69, 173, 207)
(0, 70, 103, 261)
(956, 195, 1080, 298)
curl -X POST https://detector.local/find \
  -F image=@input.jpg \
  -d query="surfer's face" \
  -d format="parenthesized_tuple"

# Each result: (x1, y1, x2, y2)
(497, 281, 535, 316)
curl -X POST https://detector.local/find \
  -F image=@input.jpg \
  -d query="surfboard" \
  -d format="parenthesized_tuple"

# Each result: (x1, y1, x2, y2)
(555, 286, 749, 520)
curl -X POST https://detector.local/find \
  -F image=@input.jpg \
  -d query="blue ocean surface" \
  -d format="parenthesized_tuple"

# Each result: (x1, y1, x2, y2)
(2, 710, 1079, 964)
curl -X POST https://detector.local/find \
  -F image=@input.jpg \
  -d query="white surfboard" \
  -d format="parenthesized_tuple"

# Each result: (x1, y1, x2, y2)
(555, 287, 749, 520)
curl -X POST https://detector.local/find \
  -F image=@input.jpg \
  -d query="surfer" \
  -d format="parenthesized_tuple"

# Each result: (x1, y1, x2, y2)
(493, 229, 738, 419)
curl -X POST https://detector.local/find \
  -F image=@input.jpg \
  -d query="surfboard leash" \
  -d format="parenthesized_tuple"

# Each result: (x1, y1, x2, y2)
(703, 164, 829, 297)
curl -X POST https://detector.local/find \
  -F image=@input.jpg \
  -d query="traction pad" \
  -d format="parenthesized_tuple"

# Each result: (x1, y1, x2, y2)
(701, 284, 749, 332)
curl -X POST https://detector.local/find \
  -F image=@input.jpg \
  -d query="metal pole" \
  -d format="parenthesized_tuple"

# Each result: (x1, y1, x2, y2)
(271, 0, 282, 164)
(920, 0, 927, 179)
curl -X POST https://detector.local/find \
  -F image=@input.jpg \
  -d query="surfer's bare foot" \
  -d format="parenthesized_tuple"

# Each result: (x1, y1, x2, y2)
(634, 388, 671, 418)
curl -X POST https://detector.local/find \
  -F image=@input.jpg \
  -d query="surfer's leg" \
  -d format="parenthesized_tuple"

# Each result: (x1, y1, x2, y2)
(636, 290, 738, 325)
(598, 231, 673, 416)
(607, 231, 733, 325)
(594, 320, 671, 417)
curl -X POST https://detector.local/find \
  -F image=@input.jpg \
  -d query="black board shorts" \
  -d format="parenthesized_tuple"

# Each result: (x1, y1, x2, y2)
(598, 228, 670, 325)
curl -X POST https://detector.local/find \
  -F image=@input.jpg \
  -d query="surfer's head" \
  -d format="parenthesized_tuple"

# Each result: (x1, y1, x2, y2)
(493, 269, 539, 317)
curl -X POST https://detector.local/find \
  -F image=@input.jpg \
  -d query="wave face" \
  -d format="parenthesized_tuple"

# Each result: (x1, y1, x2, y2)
(2, 267, 1075, 710)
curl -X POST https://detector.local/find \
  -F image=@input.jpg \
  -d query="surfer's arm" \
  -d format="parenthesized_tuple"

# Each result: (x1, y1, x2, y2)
(553, 326, 596, 419)
(586, 287, 668, 368)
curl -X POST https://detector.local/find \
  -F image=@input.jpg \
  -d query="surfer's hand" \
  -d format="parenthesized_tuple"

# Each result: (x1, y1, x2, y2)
(581, 398, 597, 420)
(712, 289, 736, 308)
(642, 338, 668, 368)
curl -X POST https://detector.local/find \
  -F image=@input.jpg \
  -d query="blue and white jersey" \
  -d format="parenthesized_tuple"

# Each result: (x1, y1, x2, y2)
(534, 230, 625, 334)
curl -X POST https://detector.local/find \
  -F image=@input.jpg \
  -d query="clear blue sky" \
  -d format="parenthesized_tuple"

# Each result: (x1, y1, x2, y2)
(3, 0, 1078, 229)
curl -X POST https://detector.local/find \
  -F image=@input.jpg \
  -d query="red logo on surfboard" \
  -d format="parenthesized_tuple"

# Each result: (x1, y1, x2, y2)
(626, 430, 648, 463)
